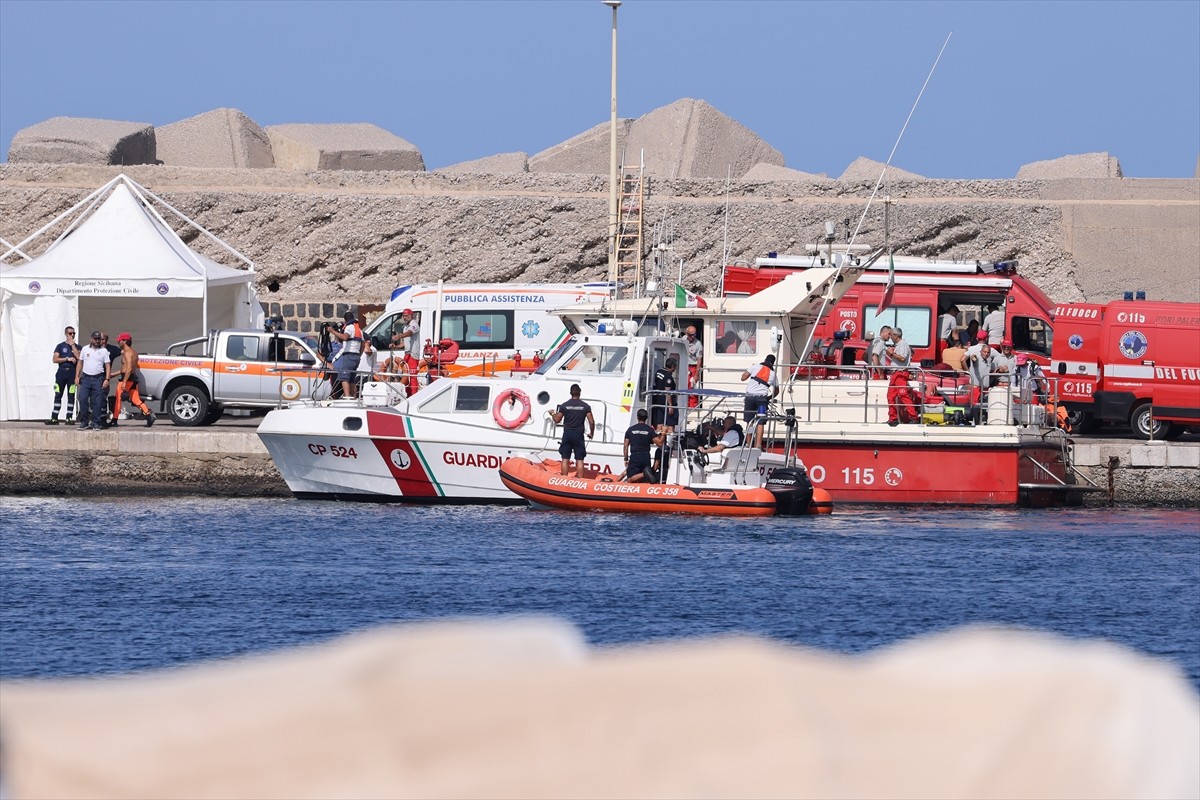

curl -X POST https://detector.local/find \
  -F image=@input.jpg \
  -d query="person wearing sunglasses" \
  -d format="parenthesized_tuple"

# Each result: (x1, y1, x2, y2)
(46, 327, 81, 425)
(74, 331, 112, 431)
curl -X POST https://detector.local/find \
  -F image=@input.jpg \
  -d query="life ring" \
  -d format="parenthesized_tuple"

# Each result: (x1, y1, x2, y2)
(492, 388, 532, 429)
(375, 356, 410, 384)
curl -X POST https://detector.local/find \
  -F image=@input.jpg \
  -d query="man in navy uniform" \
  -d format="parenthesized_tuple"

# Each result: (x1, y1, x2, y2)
(650, 356, 678, 430)
(551, 383, 595, 478)
(622, 408, 662, 483)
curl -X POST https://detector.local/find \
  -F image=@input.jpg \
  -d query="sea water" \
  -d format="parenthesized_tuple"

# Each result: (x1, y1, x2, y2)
(1, 498, 1197, 688)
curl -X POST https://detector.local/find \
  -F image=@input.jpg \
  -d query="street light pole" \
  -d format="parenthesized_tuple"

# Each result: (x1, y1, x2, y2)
(603, 0, 621, 287)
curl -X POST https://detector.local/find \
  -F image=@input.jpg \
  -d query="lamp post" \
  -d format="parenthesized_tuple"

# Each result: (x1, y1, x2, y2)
(603, 0, 621, 286)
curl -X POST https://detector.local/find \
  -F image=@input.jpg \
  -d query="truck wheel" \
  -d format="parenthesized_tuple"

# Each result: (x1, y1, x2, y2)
(167, 386, 210, 427)
(1131, 404, 1171, 440)
(1163, 423, 1186, 441)
(1065, 409, 1099, 434)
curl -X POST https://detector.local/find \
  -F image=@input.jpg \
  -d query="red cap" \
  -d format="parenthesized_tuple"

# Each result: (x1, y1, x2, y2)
(1001, 338, 1013, 347)
(977, 331, 988, 341)
(1015, 353, 1029, 365)
(402, 308, 413, 315)
(116, 332, 132, 343)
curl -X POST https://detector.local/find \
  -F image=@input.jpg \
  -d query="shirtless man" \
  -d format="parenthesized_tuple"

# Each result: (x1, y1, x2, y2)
(112, 332, 156, 427)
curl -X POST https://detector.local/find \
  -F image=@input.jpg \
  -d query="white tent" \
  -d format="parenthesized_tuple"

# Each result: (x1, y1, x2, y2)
(0, 175, 264, 420)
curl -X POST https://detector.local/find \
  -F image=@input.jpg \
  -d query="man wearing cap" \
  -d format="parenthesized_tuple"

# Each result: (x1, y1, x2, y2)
(46, 326, 80, 425)
(111, 333, 155, 427)
(390, 308, 421, 395)
(1014, 352, 1048, 405)
(329, 310, 370, 399)
(741, 354, 777, 448)
(75, 331, 111, 431)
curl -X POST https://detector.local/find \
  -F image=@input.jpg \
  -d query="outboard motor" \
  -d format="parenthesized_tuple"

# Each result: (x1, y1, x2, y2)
(766, 466, 816, 516)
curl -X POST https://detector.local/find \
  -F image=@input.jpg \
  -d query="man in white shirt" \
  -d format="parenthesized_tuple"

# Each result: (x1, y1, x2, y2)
(869, 326, 892, 377)
(938, 305, 958, 361)
(966, 342, 1005, 405)
(884, 328, 912, 369)
(982, 304, 1006, 345)
(74, 330, 111, 430)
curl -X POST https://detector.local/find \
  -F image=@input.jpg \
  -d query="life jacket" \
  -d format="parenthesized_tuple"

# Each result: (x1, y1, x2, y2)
(730, 423, 745, 447)
(343, 322, 364, 354)
(750, 364, 773, 387)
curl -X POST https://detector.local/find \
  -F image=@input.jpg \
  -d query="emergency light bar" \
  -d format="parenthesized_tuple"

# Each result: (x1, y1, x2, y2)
(978, 260, 1019, 274)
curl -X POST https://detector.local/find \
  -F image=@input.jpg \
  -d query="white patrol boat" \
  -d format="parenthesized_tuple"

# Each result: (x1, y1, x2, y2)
(257, 325, 693, 502)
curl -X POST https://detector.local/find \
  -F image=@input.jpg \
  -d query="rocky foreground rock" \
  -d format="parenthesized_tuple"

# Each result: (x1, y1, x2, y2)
(1, 163, 1197, 309)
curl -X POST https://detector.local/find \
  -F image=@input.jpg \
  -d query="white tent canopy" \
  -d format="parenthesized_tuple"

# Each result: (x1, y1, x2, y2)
(0, 175, 264, 420)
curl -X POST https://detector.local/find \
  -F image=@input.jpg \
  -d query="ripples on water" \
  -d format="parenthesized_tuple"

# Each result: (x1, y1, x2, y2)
(1, 498, 1197, 688)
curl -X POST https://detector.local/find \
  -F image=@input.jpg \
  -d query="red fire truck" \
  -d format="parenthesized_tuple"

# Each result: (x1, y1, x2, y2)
(1049, 298, 1200, 439)
(722, 252, 1057, 367)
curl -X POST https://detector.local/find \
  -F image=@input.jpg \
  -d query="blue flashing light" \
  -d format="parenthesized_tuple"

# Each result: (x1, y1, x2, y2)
(1136, 290, 1146, 300)
(1123, 291, 1135, 301)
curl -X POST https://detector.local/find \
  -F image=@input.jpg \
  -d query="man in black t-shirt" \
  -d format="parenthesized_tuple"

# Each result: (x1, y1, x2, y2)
(551, 383, 595, 477)
(46, 326, 80, 424)
(622, 408, 662, 483)
(650, 356, 678, 429)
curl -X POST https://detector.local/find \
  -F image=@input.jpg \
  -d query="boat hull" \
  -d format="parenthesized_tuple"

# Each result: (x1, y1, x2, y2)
(259, 408, 1081, 508)
(499, 458, 781, 516)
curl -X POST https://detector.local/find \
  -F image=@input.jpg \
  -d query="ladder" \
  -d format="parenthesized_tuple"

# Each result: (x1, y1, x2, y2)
(613, 152, 646, 298)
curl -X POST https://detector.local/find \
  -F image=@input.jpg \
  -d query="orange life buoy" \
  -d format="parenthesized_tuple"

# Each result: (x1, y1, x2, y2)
(492, 388, 532, 429)
(375, 356, 410, 384)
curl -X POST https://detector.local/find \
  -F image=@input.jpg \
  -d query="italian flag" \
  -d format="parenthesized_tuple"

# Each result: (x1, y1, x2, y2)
(675, 283, 708, 309)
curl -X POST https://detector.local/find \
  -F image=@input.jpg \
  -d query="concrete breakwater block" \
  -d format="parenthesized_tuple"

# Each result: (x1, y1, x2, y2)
(266, 123, 424, 172)
(741, 162, 829, 182)
(529, 119, 632, 175)
(0, 621, 1195, 798)
(839, 155, 926, 183)
(625, 98, 785, 180)
(1017, 151, 1124, 179)
(7, 116, 156, 165)
(156, 108, 274, 169)
(438, 151, 529, 175)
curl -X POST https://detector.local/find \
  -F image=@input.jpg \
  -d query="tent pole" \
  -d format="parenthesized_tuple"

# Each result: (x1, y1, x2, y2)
(2, 174, 120, 260)
(135, 182, 255, 271)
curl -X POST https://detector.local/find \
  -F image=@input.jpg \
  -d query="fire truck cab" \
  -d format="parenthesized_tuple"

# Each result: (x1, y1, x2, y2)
(1050, 298, 1200, 439)
(722, 252, 1056, 368)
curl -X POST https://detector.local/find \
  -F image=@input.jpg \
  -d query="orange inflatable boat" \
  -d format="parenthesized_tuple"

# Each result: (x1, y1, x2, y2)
(499, 458, 832, 516)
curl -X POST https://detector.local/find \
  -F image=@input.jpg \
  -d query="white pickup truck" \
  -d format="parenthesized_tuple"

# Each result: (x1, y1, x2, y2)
(139, 328, 328, 426)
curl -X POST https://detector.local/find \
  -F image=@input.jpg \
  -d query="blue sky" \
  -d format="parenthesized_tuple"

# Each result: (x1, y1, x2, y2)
(1, 0, 1197, 178)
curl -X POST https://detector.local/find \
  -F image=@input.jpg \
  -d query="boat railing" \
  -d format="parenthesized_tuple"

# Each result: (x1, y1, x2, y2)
(701, 359, 1068, 432)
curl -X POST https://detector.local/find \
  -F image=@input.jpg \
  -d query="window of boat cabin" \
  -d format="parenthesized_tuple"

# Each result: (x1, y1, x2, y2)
(713, 320, 757, 355)
(862, 306, 931, 348)
(415, 382, 454, 413)
(453, 385, 491, 412)
(558, 344, 629, 375)
(225, 335, 261, 362)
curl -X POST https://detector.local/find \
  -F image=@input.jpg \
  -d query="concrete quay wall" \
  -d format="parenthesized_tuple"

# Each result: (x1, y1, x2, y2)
(0, 425, 1196, 507)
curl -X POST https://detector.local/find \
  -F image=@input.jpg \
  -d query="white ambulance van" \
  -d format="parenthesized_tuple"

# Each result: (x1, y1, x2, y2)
(364, 282, 613, 377)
